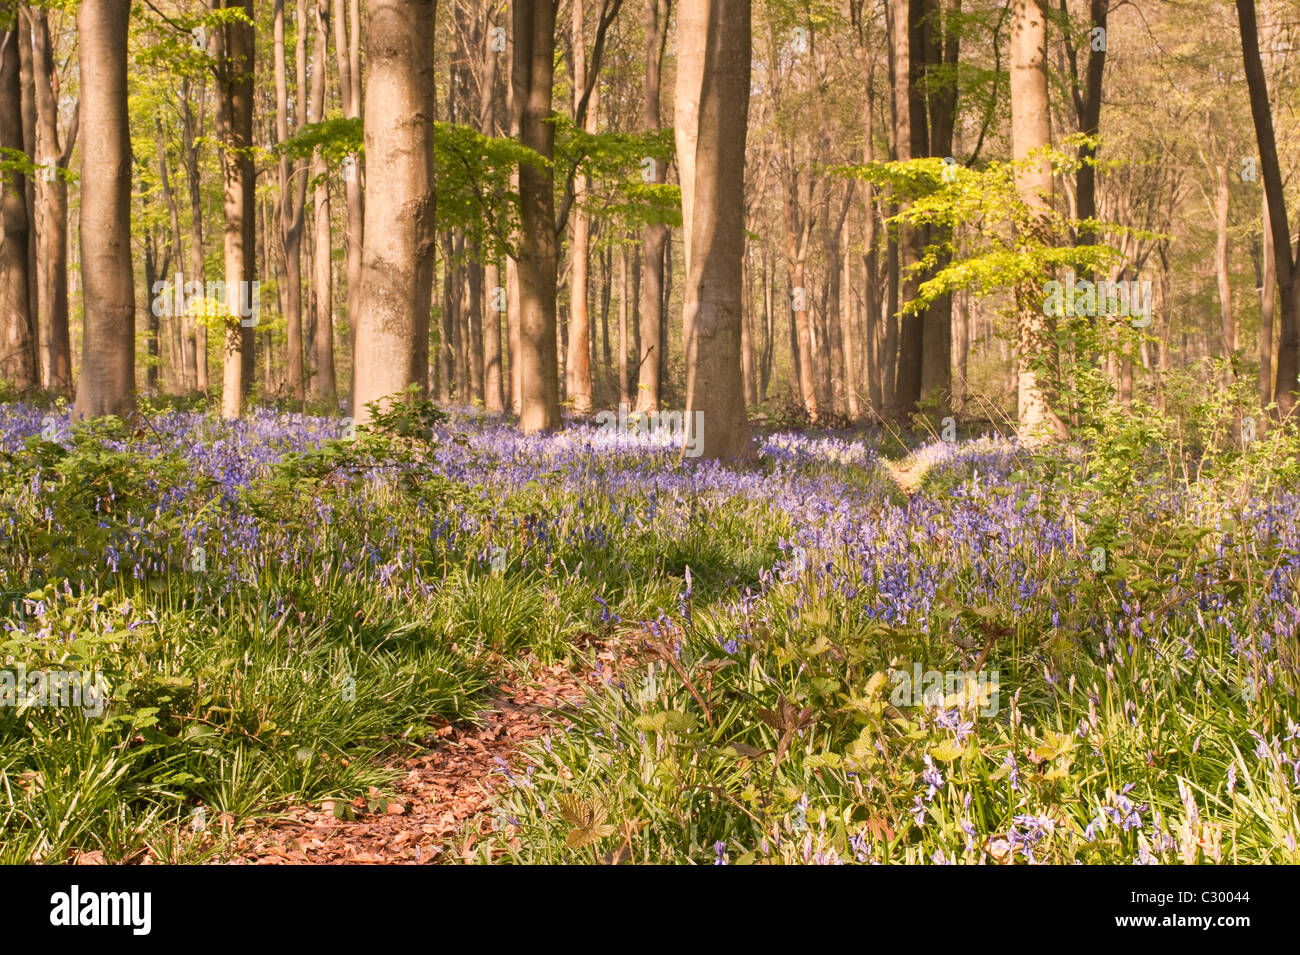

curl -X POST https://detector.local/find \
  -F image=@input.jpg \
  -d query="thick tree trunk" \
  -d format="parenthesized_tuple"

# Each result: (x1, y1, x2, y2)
(1010, 0, 1065, 440)
(512, 0, 561, 431)
(0, 20, 36, 389)
(352, 0, 438, 423)
(680, 0, 750, 460)
(213, 0, 257, 419)
(72, 0, 134, 417)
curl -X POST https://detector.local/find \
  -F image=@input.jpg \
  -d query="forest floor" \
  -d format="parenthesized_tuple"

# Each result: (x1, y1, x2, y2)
(226, 638, 623, 865)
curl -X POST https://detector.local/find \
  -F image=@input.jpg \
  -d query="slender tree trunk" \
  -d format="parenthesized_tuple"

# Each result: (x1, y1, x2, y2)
(839, 211, 858, 417)
(307, 0, 335, 404)
(29, 7, 74, 394)
(333, 0, 363, 406)
(1261, 189, 1276, 407)
(352, 0, 438, 423)
(635, 0, 670, 412)
(182, 78, 208, 393)
(16, 7, 36, 371)
(890, 0, 927, 416)
(72, 0, 134, 417)
(1071, 0, 1107, 247)
(1214, 162, 1235, 365)
(484, 259, 505, 411)
(566, 0, 596, 413)
(1238, 0, 1298, 417)
(276, 0, 309, 405)
(618, 238, 630, 404)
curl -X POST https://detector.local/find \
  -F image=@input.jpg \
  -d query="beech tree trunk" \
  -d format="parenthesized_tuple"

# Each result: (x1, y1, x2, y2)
(213, 0, 257, 419)
(0, 17, 36, 389)
(1237, 0, 1298, 417)
(635, 0, 670, 412)
(29, 6, 73, 394)
(352, 0, 438, 423)
(276, 0, 309, 405)
(1010, 0, 1065, 439)
(679, 0, 751, 460)
(511, 0, 561, 432)
(72, 0, 134, 418)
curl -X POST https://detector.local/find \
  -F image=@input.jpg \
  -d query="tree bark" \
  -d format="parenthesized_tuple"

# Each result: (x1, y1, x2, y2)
(352, 0, 438, 423)
(72, 0, 134, 417)
(1010, 0, 1065, 440)
(0, 17, 36, 389)
(566, 0, 596, 413)
(511, 0, 561, 431)
(635, 0, 670, 412)
(181, 77, 208, 393)
(680, 0, 750, 459)
(1237, 0, 1298, 417)
(276, 0, 309, 405)
(333, 0, 364, 406)
(28, 7, 73, 394)
(308, 0, 336, 404)
(213, 0, 257, 419)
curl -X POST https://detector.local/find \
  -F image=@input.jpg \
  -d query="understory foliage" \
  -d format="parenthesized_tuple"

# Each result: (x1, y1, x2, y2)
(1, 395, 1298, 864)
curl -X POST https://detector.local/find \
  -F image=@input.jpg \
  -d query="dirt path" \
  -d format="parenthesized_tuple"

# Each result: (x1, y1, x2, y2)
(228, 649, 610, 865)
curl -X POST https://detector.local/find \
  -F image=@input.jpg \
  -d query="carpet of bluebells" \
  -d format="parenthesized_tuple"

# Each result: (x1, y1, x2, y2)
(1, 399, 1298, 864)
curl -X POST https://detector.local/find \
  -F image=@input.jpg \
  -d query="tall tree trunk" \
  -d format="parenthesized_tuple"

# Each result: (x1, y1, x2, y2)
(155, 119, 186, 393)
(1067, 0, 1107, 247)
(1214, 161, 1235, 364)
(29, 7, 74, 394)
(783, 188, 818, 420)
(740, 237, 757, 406)
(16, 6, 36, 371)
(512, 0, 561, 431)
(308, 0, 335, 404)
(214, 0, 257, 419)
(1237, 0, 1297, 416)
(334, 0, 364, 406)
(182, 77, 208, 393)
(0, 18, 36, 389)
(352, 0, 438, 422)
(919, 0, 959, 419)
(839, 211, 858, 417)
(566, 0, 596, 413)
(276, 0, 309, 405)
(635, 0, 670, 412)
(479, 2, 504, 412)
(890, 0, 927, 416)
(680, 0, 750, 459)
(1010, 0, 1065, 439)
(1261, 188, 1276, 407)
(72, 0, 134, 417)
(618, 238, 629, 404)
